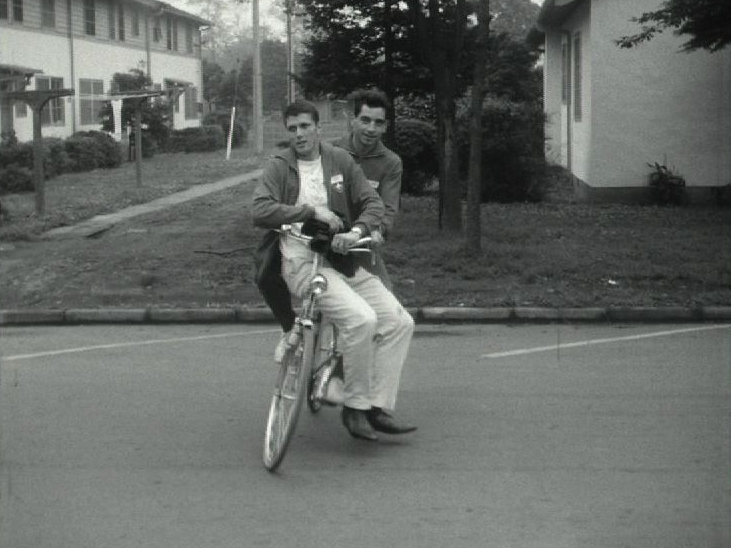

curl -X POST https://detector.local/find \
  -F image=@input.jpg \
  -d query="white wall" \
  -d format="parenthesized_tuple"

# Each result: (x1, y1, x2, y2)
(1, 23, 203, 142)
(590, 0, 731, 188)
(0, 27, 74, 140)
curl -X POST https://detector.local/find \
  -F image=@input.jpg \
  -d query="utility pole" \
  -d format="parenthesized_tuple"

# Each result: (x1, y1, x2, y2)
(252, 0, 264, 154)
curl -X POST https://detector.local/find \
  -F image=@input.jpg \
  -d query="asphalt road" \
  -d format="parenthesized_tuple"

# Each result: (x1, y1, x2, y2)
(1, 322, 730, 548)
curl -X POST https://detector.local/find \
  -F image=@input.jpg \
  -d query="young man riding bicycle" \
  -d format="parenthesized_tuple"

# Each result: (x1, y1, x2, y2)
(252, 99, 416, 441)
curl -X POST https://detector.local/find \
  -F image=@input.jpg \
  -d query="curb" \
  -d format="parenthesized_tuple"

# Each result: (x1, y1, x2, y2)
(1, 306, 730, 326)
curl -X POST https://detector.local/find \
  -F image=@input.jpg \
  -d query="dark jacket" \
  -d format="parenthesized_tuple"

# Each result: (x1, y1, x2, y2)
(333, 134, 402, 287)
(332, 135, 402, 237)
(252, 141, 384, 233)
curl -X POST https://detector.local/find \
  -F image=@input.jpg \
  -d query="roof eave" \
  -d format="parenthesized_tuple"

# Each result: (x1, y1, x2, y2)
(536, 0, 584, 32)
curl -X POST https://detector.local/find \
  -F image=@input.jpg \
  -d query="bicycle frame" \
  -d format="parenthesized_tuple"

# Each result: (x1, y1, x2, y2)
(262, 225, 370, 472)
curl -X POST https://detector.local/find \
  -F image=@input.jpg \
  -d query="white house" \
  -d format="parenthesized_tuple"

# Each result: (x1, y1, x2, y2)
(0, 0, 210, 142)
(536, 0, 731, 202)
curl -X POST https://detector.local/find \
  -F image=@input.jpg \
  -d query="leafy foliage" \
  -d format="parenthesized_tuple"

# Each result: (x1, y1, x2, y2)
(393, 118, 438, 195)
(616, 0, 731, 52)
(647, 162, 689, 206)
(457, 96, 546, 202)
(0, 165, 32, 194)
(166, 126, 225, 153)
(100, 69, 171, 157)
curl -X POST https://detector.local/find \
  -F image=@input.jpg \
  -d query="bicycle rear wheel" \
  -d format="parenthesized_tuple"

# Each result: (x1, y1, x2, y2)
(262, 328, 315, 472)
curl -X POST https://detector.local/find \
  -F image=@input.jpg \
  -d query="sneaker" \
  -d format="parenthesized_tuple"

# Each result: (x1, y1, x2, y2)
(273, 331, 291, 363)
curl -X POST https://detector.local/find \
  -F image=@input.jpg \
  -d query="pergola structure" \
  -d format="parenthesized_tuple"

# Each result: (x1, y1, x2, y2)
(107, 90, 164, 187)
(1, 64, 74, 215)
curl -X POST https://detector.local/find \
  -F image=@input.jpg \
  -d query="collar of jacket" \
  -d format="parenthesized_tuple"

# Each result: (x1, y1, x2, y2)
(272, 141, 340, 171)
(335, 133, 387, 159)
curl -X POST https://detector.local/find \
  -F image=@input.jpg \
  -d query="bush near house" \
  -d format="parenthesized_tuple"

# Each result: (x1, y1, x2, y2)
(456, 96, 546, 203)
(0, 131, 123, 192)
(203, 111, 247, 148)
(393, 118, 438, 195)
(166, 125, 225, 153)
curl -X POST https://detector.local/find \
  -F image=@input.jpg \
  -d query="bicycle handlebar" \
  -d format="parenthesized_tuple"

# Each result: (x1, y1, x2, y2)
(277, 224, 372, 251)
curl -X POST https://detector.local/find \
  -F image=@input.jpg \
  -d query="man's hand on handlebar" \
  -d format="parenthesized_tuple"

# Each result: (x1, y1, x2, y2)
(313, 206, 344, 233)
(331, 231, 362, 255)
(369, 228, 385, 248)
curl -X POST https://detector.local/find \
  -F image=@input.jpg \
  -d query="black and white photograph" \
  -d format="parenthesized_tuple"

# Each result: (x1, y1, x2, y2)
(1, 0, 730, 546)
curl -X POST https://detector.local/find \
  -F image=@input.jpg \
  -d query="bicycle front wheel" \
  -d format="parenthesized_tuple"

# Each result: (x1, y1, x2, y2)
(262, 328, 315, 472)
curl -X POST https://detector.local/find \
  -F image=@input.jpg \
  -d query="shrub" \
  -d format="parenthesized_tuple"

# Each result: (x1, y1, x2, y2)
(456, 96, 546, 203)
(0, 165, 33, 194)
(42, 137, 72, 177)
(647, 162, 688, 206)
(72, 131, 122, 168)
(64, 135, 105, 172)
(203, 111, 247, 148)
(0, 138, 71, 179)
(394, 118, 438, 195)
(167, 125, 225, 153)
(0, 140, 32, 170)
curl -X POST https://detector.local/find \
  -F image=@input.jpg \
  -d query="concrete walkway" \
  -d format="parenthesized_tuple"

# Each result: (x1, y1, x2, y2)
(42, 169, 263, 240)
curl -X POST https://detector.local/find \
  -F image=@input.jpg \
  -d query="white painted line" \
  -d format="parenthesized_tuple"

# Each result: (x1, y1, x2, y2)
(481, 324, 731, 359)
(2, 328, 280, 362)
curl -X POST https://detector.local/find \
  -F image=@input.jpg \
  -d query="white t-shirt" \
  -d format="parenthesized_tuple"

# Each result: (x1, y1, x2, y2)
(280, 157, 327, 261)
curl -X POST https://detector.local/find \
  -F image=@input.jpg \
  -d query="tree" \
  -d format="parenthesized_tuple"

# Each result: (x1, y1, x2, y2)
(466, 0, 491, 253)
(616, 0, 731, 52)
(405, 0, 468, 232)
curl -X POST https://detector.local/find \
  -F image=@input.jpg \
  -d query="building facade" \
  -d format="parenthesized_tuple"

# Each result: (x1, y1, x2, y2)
(537, 0, 731, 202)
(0, 0, 209, 142)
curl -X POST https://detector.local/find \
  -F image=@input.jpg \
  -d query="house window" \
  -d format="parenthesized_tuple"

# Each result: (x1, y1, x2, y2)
(108, 0, 115, 39)
(166, 17, 172, 50)
(0, 0, 7, 19)
(185, 23, 193, 53)
(41, 0, 55, 27)
(117, 3, 124, 40)
(573, 32, 582, 122)
(184, 87, 198, 119)
(153, 17, 161, 42)
(79, 79, 105, 125)
(172, 18, 178, 51)
(37, 76, 65, 126)
(12, 0, 21, 22)
(84, 0, 95, 35)
(131, 8, 138, 36)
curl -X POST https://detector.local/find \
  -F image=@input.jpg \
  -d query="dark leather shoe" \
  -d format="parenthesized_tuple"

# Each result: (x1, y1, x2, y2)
(366, 408, 417, 434)
(341, 407, 378, 442)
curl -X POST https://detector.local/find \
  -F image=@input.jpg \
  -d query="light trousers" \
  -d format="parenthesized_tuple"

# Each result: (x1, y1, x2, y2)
(282, 256, 414, 411)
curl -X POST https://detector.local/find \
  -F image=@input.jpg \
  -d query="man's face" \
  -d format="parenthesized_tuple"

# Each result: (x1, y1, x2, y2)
(352, 104, 387, 150)
(285, 113, 320, 160)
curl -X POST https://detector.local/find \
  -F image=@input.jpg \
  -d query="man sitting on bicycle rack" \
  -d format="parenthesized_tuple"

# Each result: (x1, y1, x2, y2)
(252, 99, 417, 441)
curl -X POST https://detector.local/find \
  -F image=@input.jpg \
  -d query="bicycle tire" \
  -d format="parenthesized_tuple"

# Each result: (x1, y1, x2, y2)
(262, 328, 315, 472)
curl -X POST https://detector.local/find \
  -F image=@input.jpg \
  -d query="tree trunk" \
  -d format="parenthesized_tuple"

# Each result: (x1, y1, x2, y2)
(466, 0, 491, 253)
(383, 0, 397, 149)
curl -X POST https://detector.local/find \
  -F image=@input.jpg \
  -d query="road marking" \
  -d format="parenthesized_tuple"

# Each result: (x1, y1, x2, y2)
(2, 329, 280, 362)
(481, 324, 731, 359)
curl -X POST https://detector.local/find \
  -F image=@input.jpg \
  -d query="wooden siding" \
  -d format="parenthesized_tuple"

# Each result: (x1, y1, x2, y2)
(1, 0, 201, 57)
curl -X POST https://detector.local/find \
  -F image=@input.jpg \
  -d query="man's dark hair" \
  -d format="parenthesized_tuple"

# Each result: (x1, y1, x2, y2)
(348, 88, 391, 117)
(282, 99, 320, 125)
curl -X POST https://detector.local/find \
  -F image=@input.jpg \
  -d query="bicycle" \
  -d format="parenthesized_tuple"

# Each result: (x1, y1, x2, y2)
(262, 225, 371, 472)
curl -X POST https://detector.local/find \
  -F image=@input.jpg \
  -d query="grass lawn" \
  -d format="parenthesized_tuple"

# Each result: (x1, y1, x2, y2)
(0, 145, 260, 241)
(0, 148, 730, 309)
